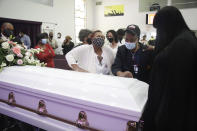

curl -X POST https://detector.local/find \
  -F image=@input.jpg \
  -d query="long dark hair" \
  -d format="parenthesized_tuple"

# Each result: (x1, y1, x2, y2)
(106, 30, 118, 43)
(78, 29, 92, 42)
(153, 6, 191, 54)
(36, 33, 48, 44)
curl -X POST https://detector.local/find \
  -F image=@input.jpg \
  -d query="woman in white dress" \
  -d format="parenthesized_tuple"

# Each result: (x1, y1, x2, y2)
(106, 30, 121, 58)
(66, 30, 114, 75)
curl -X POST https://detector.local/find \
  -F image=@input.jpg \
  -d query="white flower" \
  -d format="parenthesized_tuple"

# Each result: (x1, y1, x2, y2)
(27, 59, 33, 64)
(36, 63, 41, 66)
(16, 45, 23, 49)
(1, 62, 7, 67)
(2, 42, 10, 49)
(27, 59, 31, 63)
(35, 60, 40, 64)
(33, 49, 37, 52)
(24, 56, 29, 60)
(17, 53, 23, 58)
(17, 59, 23, 65)
(29, 48, 42, 54)
(6, 54, 14, 62)
(25, 52, 31, 56)
(30, 56, 35, 60)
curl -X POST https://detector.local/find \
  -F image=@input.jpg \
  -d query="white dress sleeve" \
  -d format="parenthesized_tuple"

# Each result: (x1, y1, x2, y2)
(66, 45, 88, 68)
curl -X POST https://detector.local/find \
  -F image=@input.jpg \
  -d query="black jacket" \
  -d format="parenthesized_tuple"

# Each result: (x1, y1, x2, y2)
(111, 43, 153, 83)
(62, 42, 74, 55)
(148, 39, 156, 46)
(143, 30, 197, 131)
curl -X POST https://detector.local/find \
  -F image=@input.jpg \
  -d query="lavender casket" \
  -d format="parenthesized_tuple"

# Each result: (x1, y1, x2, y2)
(0, 66, 148, 131)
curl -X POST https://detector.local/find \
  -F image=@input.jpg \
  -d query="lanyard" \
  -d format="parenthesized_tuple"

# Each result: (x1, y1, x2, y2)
(131, 52, 139, 74)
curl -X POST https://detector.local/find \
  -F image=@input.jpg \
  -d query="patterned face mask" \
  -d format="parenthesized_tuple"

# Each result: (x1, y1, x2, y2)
(92, 37, 104, 48)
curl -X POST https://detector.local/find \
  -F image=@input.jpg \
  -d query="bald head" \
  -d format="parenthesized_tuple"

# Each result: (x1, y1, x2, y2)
(49, 32, 53, 39)
(1, 22, 14, 38)
(49, 32, 53, 36)
(1, 22, 14, 33)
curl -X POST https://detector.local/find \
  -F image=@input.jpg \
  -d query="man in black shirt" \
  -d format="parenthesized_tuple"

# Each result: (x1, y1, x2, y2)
(148, 36, 156, 46)
(111, 24, 153, 83)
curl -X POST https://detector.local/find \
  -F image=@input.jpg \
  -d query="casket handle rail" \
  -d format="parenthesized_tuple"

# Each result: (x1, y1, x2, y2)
(127, 121, 137, 131)
(127, 120, 144, 131)
(0, 93, 102, 131)
(37, 100, 48, 115)
(8, 92, 16, 105)
(76, 111, 89, 128)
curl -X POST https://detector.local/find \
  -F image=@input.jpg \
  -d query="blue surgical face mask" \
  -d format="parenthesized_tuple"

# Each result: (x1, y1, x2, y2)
(41, 39, 47, 44)
(125, 42, 136, 50)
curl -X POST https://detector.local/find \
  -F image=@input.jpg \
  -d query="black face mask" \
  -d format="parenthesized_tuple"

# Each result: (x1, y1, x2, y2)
(3, 29, 13, 38)
(57, 34, 61, 38)
(50, 36, 53, 39)
(107, 37, 113, 43)
(87, 38, 92, 44)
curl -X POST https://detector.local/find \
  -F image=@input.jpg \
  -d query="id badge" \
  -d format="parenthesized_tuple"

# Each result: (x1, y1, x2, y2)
(133, 65, 138, 74)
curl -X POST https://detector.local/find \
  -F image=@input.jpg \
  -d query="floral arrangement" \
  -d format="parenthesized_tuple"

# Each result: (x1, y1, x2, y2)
(0, 40, 46, 72)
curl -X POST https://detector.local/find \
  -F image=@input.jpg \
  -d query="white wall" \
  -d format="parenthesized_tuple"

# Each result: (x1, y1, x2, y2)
(180, 8, 197, 30)
(92, 0, 197, 39)
(86, 0, 95, 30)
(0, 0, 75, 42)
(93, 0, 156, 38)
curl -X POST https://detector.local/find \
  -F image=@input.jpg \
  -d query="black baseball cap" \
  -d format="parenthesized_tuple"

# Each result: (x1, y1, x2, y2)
(125, 24, 141, 38)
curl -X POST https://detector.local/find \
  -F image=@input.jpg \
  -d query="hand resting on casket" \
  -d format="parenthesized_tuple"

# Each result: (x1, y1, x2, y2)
(117, 71, 133, 78)
(71, 64, 89, 73)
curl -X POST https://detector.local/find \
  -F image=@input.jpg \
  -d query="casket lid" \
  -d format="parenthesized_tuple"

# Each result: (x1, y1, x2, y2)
(0, 66, 148, 121)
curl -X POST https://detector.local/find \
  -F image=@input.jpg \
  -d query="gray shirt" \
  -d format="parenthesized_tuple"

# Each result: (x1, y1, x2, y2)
(21, 34, 31, 49)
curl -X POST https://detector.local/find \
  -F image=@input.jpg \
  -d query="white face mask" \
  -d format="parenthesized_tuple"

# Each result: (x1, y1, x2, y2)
(125, 42, 136, 50)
